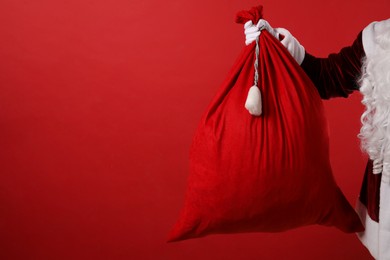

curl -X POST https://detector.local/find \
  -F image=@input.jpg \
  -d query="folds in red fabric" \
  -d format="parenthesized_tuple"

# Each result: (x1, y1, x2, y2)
(167, 5, 364, 242)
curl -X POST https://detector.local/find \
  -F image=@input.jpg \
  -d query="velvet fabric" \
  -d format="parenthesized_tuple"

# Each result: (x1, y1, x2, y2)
(167, 6, 364, 242)
(235, 5, 263, 25)
(359, 160, 381, 222)
(301, 33, 364, 99)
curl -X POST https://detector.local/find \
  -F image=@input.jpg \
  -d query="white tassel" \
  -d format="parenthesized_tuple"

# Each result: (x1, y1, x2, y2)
(245, 34, 262, 117)
(245, 85, 262, 116)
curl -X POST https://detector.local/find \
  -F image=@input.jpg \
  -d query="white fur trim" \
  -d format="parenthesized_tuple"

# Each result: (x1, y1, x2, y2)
(356, 180, 390, 259)
(379, 181, 390, 259)
(275, 28, 305, 65)
(362, 18, 390, 59)
(356, 200, 379, 259)
(363, 21, 376, 59)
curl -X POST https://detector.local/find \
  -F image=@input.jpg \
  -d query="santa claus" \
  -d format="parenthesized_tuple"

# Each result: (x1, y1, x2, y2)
(244, 18, 390, 259)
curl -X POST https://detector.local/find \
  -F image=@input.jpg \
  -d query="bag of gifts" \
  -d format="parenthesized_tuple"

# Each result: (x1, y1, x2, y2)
(167, 5, 364, 242)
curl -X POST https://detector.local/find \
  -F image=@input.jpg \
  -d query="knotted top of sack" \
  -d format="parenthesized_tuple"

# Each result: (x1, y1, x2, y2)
(235, 5, 263, 25)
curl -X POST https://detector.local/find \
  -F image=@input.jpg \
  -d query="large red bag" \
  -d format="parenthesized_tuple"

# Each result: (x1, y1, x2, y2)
(167, 6, 364, 242)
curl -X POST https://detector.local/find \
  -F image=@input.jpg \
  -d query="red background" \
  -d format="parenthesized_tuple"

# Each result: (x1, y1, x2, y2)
(0, 0, 388, 259)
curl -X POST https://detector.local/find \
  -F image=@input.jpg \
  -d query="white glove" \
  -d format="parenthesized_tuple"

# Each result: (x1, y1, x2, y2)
(244, 19, 279, 46)
(275, 28, 305, 65)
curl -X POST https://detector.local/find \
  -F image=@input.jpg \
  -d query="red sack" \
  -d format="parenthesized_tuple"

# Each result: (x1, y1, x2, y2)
(167, 6, 364, 242)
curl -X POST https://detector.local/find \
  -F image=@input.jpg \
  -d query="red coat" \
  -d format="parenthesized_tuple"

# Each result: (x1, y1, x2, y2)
(300, 20, 390, 259)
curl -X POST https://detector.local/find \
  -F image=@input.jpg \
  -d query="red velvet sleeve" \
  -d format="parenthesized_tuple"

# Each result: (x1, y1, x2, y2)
(300, 32, 364, 99)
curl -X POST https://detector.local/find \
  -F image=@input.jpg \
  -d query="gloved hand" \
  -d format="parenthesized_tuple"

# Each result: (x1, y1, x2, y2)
(275, 28, 305, 65)
(244, 20, 306, 65)
(244, 19, 279, 46)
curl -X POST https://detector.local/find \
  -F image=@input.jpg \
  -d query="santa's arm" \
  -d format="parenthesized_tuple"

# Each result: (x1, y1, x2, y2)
(274, 27, 365, 99)
(244, 20, 385, 100)
(299, 32, 364, 99)
(276, 19, 389, 100)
